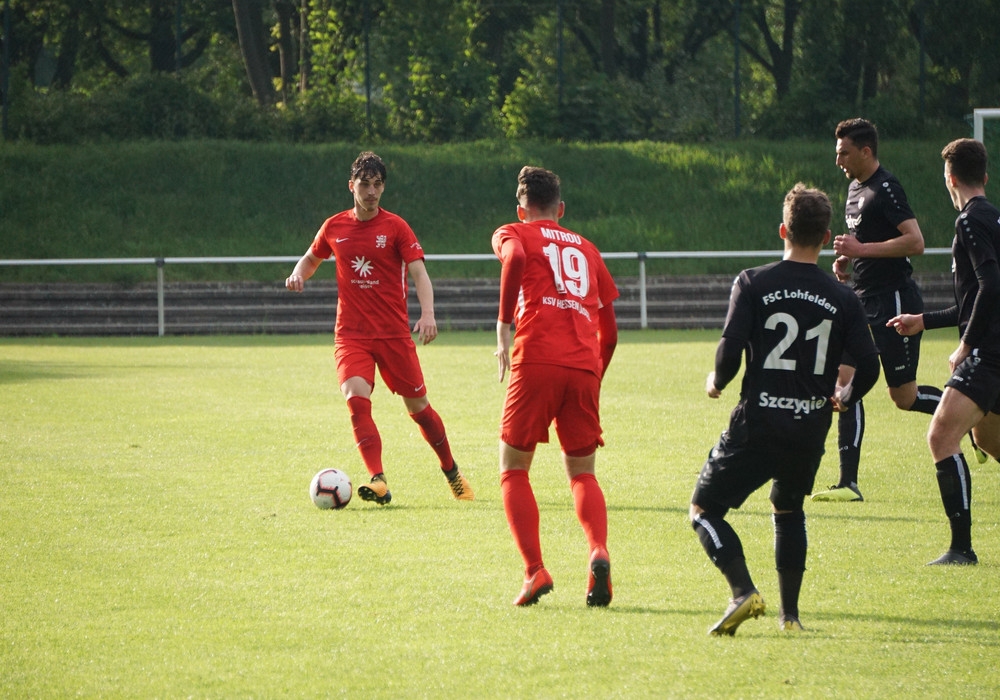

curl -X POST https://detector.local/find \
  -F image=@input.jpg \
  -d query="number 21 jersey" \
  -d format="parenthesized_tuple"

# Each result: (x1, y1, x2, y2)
(723, 260, 876, 446)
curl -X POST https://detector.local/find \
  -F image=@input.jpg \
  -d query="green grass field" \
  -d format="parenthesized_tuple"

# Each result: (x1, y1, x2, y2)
(1, 330, 998, 698)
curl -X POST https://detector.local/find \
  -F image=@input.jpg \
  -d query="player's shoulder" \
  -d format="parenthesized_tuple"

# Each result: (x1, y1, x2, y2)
(964, 196, 1000, 221)
(872, 165, 906, 192)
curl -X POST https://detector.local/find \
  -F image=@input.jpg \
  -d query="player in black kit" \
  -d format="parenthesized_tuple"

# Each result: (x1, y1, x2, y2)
(888, 138, 1000, 565)
(813, 118, 957, 504)
(691, 184, 880, 635)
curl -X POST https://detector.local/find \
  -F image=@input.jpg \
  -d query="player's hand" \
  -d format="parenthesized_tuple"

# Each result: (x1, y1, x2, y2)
(832, 254, 852, 283)
(833, 235, 862, 259)
(830, 381, 853, 412)
(413, 315, 438, 345)
(495, 322, 512, 383)
(886, 313, 923, 336)
(949, 342, 972, 373)
(706, 371, 721, 399)
(285, 274, 305, 292)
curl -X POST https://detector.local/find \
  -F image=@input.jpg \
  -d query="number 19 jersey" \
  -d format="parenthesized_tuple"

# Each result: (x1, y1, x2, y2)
(492, 220, 619, 377)
(724, 260, 877, 447)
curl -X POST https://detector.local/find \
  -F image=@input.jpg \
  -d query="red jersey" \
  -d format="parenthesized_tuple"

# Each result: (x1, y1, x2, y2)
(311, 208, 425, 340)
(492, 220, 619, 376)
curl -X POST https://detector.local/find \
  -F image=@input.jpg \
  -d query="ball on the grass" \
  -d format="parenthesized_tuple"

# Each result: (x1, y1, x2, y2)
(309, 468, 352, 510)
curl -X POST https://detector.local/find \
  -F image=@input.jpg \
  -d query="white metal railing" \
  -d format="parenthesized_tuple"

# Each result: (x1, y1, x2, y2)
(0, 249, 953, 336)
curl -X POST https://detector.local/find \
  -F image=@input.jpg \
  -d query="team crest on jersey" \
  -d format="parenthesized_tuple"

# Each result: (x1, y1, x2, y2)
(857, 196, 865, 210)
(352, 256, 374, 276)
(376, 235, 387, 248)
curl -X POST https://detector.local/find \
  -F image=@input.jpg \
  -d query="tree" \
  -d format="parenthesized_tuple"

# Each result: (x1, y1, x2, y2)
(231, 0, 275, 105)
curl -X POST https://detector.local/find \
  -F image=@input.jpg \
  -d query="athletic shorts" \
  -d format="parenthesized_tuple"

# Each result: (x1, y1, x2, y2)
(691, 402, 824, 514)
(946, 348, 1000, 415)
(842, 280, 924, 387)
(334, 336, 427, 398)
(500, 363, 604, 455)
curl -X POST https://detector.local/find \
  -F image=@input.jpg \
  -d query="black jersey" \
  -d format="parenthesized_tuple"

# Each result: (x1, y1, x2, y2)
(845, 165, 917, 297)
(952, 196, 1000, 348)
(722, 260, 877, 449)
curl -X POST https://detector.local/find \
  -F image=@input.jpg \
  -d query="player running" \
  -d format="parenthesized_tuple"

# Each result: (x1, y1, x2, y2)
(493, 166, 619, 607)
(888, 137, 1000, 565)
(691, 184, 880, 634)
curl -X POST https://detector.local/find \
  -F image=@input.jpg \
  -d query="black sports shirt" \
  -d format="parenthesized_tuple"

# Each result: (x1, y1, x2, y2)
(925, 196, 1000, 349)
(716, 260, 879, 450)
(845, 165, 917, 297)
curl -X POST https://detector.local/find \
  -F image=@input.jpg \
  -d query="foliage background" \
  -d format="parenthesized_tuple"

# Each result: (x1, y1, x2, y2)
(2, 0, 999, 144)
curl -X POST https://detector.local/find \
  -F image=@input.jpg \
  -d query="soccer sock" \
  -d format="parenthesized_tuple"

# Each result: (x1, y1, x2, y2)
(837, 399, 864, 486)
(692, 513, 754, 598)
(500, 469, 544, 576)
(935, 454, 973, 552)
(909, 385, 942, 415)
(570, 473, 608, 553)
(410, 404, 454, 470)
(346, 396, 383, 478)
(773, 511, 807, 618)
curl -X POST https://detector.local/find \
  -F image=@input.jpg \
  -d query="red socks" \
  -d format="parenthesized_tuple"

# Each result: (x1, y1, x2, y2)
(410, 404, 454, 470)
(571, 473, 608, 553)
(500, 470, 544, 576)
(347, 396, 383, 478)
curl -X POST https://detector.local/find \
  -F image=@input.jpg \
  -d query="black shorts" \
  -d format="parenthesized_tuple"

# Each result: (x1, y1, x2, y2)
(691, 404, 824, 514)
(843, 280, 924, 387)
(946, 349, 1000, 415)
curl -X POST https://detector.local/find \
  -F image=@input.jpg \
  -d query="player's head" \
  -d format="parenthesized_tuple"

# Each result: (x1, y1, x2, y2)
(782, 183, 832, 248)
(835, 118, 879, 182)
(350, 151, 387, 183)
(941, 138, 988, 187)
(349, 152, 386, 217)
(516, 166, 561, 210)
(835, 118, 878, 157)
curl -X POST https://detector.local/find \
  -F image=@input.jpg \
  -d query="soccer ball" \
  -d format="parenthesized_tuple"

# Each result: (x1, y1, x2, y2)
(309, 468, 352, 510)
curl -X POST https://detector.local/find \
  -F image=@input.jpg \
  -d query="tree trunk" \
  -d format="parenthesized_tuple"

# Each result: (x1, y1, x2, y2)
(231, 0, 276, 106)
(275, 0, 297, 102)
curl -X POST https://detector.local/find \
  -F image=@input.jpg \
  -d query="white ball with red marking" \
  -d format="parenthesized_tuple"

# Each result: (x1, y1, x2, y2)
(309, 469, 353, 510)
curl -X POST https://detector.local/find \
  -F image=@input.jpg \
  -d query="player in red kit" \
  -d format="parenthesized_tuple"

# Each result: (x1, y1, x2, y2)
(492, 166, 619, 607)
(286, 151, 473, 505)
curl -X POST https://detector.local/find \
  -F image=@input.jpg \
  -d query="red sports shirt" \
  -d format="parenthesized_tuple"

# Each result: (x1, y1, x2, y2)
(311, 208, 425, 340)
(492, 220, 619, 376)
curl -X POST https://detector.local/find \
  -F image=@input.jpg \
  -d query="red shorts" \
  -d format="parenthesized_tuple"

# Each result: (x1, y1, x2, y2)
(334, 336, 427, 398)
(500, 363, 604, 454)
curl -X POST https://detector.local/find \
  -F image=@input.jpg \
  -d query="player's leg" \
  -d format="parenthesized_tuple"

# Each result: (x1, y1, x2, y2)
(565, 452, 611, 607)
(690, 436, 768, 635)
(770, 455, 817, 632)
(378, 339, 473, 500)
(971, 410, 1000, 461)
(336, 343, 391, 505)
(813, 364, 865, 501)
(500, 366, 558, 605)
(500, 443, 552, 605)
(926, 386, 984, 565)
(555, 369, 611, 607)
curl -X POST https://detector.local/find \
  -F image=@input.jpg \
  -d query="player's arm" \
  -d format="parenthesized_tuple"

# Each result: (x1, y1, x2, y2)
(285, 250, 324, 292)
(408, 259, 438, 345)
(959, 260, 1000, 349)
(834, 218, 924, 259)
(707, 335, 742, 398)
(494, 235, 526, 382)
(833, 351, 880, 411)
(597, 303, 617, 379)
